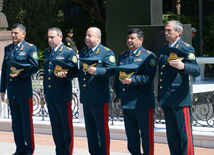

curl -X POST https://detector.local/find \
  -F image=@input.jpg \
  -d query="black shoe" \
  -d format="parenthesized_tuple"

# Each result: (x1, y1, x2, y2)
(12, 153, 25, 155)
(25, 153, 32, 155)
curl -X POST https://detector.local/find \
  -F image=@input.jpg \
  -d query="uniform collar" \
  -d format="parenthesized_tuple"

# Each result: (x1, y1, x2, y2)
(169, 38, 180, 47)
(91, 43, 100, 52)
(53, 43, 63, 52)
(14, 40, 25, 47)
(130, 46, 143, 54)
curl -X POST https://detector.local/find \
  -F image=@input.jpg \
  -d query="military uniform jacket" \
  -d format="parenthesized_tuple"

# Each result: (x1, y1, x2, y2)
(64, 37, 78, 52)
(79, 43, 116, 105)
(114, 46, 157, 109)
(43, 43, 78, 103)
(158, 38, 201, 107)
(0, 40, 38, 99)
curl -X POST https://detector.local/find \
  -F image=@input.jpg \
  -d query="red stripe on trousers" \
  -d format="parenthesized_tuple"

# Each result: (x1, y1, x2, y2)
(183, 106, 193, 155)
(67, 101, 74, 155)
(148, 109, 154, 155)
(28, 98, 35, 154)
(104, 103, 110, 155)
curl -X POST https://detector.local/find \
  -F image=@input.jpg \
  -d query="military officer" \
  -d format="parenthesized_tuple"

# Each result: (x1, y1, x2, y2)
(43, 27, 78, 155)
(114, 28, 157, 155)
(78, 27, 116, 155)
(64, 28, 79, 54)
(191, 27, 200, 57)
(0, 23, 38, 155)
(158, 20, 201, 155)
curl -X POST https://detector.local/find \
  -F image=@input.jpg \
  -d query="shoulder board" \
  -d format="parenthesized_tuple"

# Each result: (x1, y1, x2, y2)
(64, 46, 73, 51)
(80, 47, 87, 54)
(25, 42, 34, 47)
(45, 47, 51, 51)
(81, 47, 87, 51)
(145, 50, 152, 54)
(120, 51, 129, 55)
(140, 49, 151, 56)
(182, 41, 190, 47)
(7, 43, 14, 50)
(102, 46, 110, 51)
(162, 43, 168, 47)
(6, 43, 13, 47)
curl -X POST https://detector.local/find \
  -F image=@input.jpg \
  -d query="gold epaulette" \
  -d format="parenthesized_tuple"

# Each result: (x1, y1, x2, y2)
(120, 51, 128, 55)
(65, 46, 73, 51)
(182, 41, 190, 47)
(25, 42, 34, 47)
(162, 43, 168, 47)
(45, 47, 51, 51)
(103, 46, 110, 51)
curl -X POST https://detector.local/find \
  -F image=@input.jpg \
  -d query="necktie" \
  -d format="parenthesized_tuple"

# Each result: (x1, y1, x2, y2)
(12, 44, 18, 57)
(87, 49, 92, 58)
(129, 52, 134, 63)
(50, 48, 55, 58)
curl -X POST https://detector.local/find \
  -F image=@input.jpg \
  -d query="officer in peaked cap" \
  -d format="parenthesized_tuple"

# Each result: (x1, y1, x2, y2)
(1, 23, 38, 155)
(79, 27, 116, 155)
(43, 27, 78, 155)
(158, 20, 201, 155)
(64, 28, 79, 54)
(114, 28, 157, 155)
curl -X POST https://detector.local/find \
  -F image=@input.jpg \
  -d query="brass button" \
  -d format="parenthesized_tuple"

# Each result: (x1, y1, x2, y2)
(48, 69, 51, 72)
(83, 84, 86, 87)
(123, 88, 125, 91)
(160, 72, 163, 75)
(84, 72, 87, 75)
(48, 77, 51, 80)
(10, 79, 12, 81)
(160, 86, 162, 89)
(83, 78, 86, 81)
(49, 62, 51, 64)
(160, 79, 162, 82)
(162, 65, 165, 68)
(49, 85, 51, 88)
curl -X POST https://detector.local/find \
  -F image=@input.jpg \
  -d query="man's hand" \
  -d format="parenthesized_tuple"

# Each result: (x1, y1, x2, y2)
(121, 78, 132, 84)
(55, 71, 67, 78)
(169, 60, 185, 70)
(1, 92, 5, 102)
(88, 67, 97, 75)
(9, 73, 20, 78)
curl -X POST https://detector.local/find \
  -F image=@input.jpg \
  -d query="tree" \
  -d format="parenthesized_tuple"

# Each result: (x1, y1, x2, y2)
(3, 0, 63, 48)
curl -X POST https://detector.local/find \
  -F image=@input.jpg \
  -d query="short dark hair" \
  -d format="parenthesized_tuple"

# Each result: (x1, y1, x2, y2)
(48, 27, 62, 36)
(12, 23, 26, 33)
(128, 28, 144, 39)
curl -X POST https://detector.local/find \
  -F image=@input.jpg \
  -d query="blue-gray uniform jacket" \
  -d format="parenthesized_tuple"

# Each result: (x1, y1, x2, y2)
(0, 40, 38, 99)
(114, 46, 157, 109)
(43, 43, 78, 103)
(158, 38, 201, 107)
(79, 43, 116, 105)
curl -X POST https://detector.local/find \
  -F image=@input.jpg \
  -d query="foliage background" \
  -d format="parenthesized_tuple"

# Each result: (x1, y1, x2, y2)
(2, 0, 214, 68)
(3, 0, 106, 69)
(163, 0, 214, 57)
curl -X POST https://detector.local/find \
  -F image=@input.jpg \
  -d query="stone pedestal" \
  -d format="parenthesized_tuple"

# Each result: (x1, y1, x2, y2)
(0, 31, 12, 70)
(106, 0, 162, 59)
